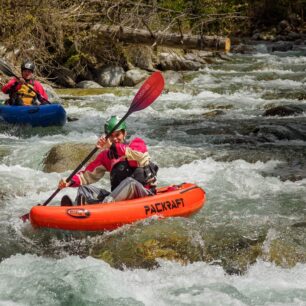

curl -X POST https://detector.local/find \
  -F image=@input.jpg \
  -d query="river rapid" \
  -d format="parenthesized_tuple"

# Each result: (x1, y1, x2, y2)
(1, 43, 306, 305)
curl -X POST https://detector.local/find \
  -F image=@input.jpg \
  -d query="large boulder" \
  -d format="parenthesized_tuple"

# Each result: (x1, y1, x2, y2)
(96, 65, 125, 87)
(43, 143, 97, 173)
(159, 52, 203, 71)
(123, 45, 155, 71)
(76, 80, 103, 89)
(51, 67, 76, 88)
(271, 42, 293, 52)
(42, 84, 60, 102)
(122, 69, 149, 86)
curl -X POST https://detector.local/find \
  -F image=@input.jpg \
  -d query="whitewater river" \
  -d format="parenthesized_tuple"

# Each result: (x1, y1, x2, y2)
(1, 43, 306, 305)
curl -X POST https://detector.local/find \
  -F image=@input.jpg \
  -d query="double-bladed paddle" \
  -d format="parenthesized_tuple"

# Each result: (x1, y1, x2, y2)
(20, 71, 165, 222)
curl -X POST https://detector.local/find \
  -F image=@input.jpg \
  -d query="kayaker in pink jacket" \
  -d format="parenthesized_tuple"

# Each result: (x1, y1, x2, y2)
(1, 60, 48, 106)
(58, 115, 158, 206)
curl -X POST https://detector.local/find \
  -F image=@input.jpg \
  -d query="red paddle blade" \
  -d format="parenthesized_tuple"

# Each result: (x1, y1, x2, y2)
(130, 71, 164, 113)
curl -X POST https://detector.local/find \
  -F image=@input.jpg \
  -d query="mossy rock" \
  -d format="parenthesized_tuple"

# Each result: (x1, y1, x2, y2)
(92, 222, 266, 274)
(123, 45, 156, 71)
(263, 229, 306, 268)
(202, 227, 265, 274)
(43, 143, 96, 173)
(91, 220, 204, 269)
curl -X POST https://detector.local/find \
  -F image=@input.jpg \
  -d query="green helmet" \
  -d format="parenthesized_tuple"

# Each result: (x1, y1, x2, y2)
(104, 115, 127, 134)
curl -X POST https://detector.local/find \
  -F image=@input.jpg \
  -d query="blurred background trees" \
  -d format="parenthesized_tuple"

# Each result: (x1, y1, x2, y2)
(0, 0, 305, 77)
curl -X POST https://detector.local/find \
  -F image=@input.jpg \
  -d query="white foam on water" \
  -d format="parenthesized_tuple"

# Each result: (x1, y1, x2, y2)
(2, 132, 98, 169)
(0, 133, 19, 140)
(260, 78, 303, 89)
(0, 254, 306, 306)
(158, 158, 304, 217)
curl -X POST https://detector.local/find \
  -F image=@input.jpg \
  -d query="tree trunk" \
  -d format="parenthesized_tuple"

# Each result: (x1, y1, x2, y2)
(92, 24, 231, 52)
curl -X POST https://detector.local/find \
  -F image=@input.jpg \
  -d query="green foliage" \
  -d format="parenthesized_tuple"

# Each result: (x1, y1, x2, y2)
(65, 54, 82, 69)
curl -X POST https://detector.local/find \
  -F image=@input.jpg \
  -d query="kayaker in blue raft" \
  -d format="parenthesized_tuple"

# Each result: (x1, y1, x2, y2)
(58, 115, 159, 206)
(1, 60, 49, 106)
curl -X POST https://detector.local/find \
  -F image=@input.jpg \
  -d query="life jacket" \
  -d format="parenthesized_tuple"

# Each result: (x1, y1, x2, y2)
(8, 80, 37, 106)
(110, 160, 158, 192)
(16, 81, 37, 105)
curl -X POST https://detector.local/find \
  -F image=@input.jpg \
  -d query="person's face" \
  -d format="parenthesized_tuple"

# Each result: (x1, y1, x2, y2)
(109, 130, 126, 143)
(21, 69, 33, 80)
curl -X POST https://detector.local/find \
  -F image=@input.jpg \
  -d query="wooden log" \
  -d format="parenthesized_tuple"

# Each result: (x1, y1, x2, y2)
(92, 24, 231, 52)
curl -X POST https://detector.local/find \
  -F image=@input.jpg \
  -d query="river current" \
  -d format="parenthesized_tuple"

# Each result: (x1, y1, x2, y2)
(0, 43, 306, 305)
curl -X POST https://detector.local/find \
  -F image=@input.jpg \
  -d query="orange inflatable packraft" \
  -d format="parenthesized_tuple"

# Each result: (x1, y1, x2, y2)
(30, 183, 206, 231)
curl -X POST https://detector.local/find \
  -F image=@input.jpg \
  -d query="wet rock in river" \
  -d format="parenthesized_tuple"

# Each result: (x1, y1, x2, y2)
(90, 220, 205, 270)
(202, 228, 264, 275)
(263, 237, 306, 268)
(43, 143, 95, 173)
(252, 124, 306, 142)
(90, 221, 266, 274)
(203, 110, 225, 117)
(263, 105, 305, 117)
(271, 41, 293, 52)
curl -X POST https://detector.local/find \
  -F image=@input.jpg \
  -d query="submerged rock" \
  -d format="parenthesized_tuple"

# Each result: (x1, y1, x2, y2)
(203, 110, 225, 117)
(202, 228, 264, 275)
(263, 105, 305, 117)
(252, 123, 306, 142)
(262, 227, 306, 268)
(90, 221, 265, 274)
(90, 220, 205, 269)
